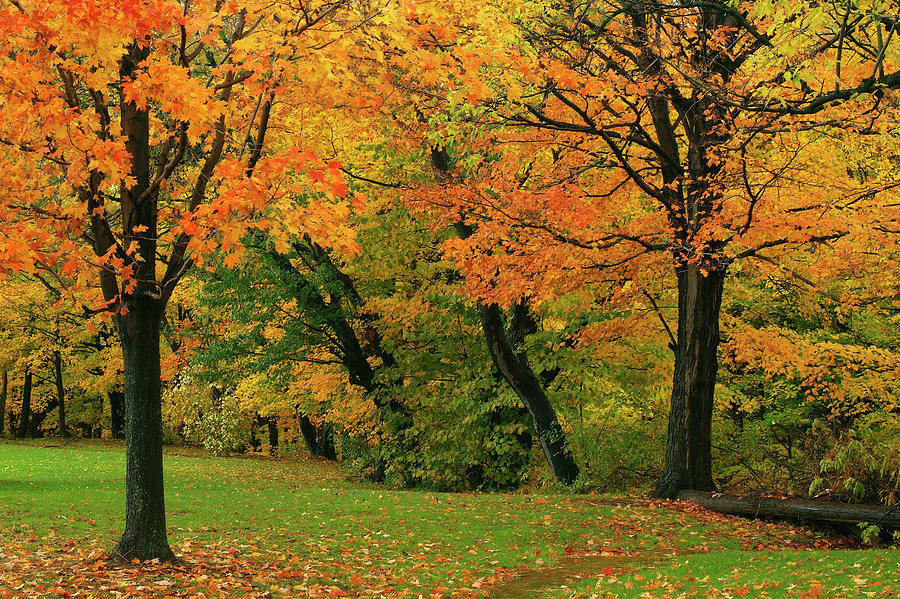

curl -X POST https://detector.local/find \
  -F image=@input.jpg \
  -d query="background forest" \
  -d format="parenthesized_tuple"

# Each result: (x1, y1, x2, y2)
(1, 0, 899, 562)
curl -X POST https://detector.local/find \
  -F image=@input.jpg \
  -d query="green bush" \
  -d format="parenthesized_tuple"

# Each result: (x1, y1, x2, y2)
(163, 371, 248, 456)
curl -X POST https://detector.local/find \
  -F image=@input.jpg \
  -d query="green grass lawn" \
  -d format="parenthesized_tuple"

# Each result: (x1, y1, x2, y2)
(0, 440, 896, 598)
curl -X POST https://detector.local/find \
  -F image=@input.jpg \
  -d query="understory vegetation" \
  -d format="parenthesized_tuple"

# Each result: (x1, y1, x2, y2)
(4, 253, 897, 505)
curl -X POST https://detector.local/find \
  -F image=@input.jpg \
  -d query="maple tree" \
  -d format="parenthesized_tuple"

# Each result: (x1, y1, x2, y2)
(344, 6, 585, 484)
(442, 157, 581, 485)
(0, 0, 898, 575)
(172, 193, 541, 488)
(392, 0, 900, 497)
(0, 276, 89, 438)
(0, 0, 364, 559)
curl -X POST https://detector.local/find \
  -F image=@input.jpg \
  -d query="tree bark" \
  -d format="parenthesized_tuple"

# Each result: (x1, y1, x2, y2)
(54, 351, 68, 437)
(475, 300, 580, 485)
(678, 491, 900, 531)
(451, 216, 579, 485)
(299, 413, 321, 456)
(106, 41, 173, 562)
(0, 370, 6, 435)
(112, 298, 172, 561)
(653, 265, 726, 498)
(17, 369, 32, 439)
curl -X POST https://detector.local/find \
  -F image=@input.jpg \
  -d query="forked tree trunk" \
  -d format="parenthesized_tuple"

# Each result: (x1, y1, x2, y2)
(451, 216, 579, 485)
(54, 351, 68, 437)
(653, 265, 726, 498)
(113, 298, 173, 561)
(299, 415, 338, 461)
(17, 369, 32, 439)
(476, 301, 579, 484)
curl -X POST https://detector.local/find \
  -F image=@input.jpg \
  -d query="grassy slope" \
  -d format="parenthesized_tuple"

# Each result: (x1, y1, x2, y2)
(0, 440, 896, 598)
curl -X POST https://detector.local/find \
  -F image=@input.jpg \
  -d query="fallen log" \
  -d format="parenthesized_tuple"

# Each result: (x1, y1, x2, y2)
(677, 491, 900, 530)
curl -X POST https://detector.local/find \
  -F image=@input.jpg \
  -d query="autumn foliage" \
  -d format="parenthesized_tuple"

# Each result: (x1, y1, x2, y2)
(0, 0, 899, 563)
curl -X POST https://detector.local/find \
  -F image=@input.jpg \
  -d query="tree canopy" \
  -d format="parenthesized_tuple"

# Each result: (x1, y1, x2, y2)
(0, 0, 899, 559)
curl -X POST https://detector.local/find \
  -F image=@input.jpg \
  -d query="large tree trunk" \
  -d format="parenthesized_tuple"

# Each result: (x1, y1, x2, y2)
(112, 298, 173, 561)
(299, 413, 320, 456)
(108, 42, 172, 561)
(0, 370, 6, 435)
(109, 389, 126, 439)
(54, 351, 68, 437)
(17, 369, 32, 439)
(653, 265, 726, 498)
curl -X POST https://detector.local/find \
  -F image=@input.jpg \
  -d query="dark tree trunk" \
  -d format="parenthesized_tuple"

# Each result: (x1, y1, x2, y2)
(250, 415, 262, 451)
(452, 217, 579, 485)
(653, 265, 726, 498)
(298, 415, 337, 461)
(109, 390, 126, 439)
(299, 413, 321, 456)
(318, 424, 337, 461)
(267, 418, 279, 456)
(17, 369, 32, 439)
(678, 491, 900, 531)
(107, 42, 172, 561)
(269, 248, 409, 480)
(300, 235, 399, 373)
(0, 370, 6, 435)
(112, 298, 173, 561)
(433, 147, 577, 485)
(54, 351, 68, 437)
(210, 384, 223, 406)
(270, 251, 379, 392)
(475, 301, 579, 484)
